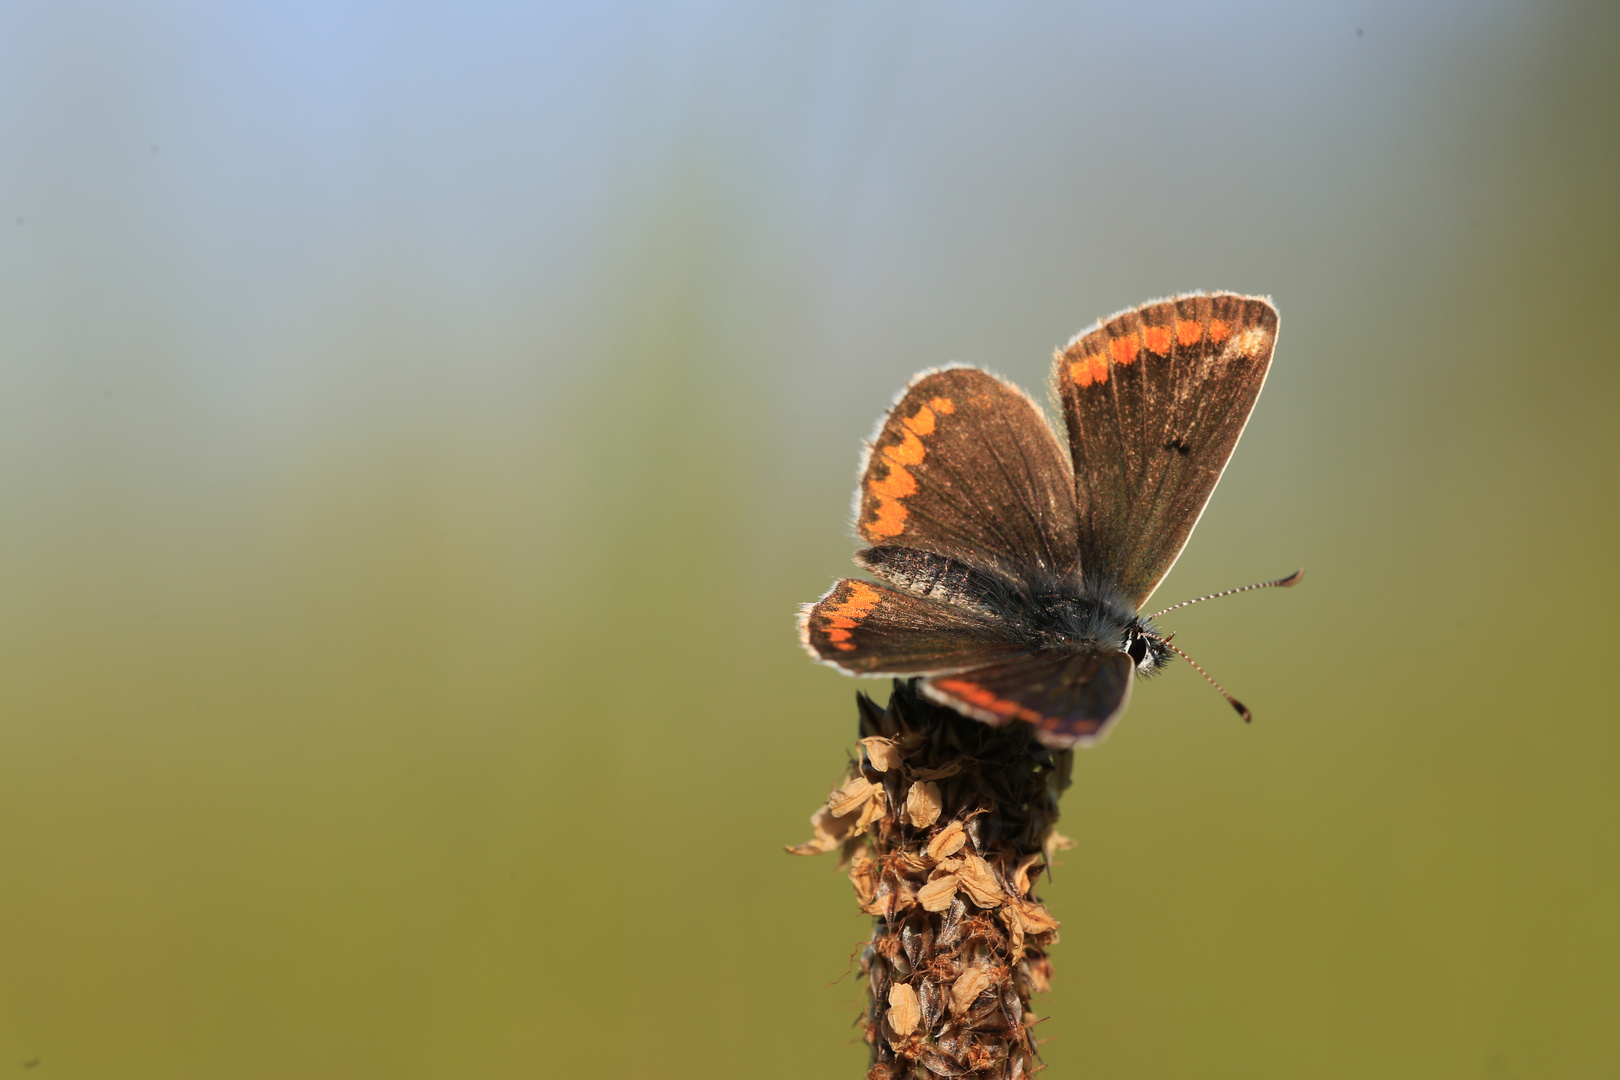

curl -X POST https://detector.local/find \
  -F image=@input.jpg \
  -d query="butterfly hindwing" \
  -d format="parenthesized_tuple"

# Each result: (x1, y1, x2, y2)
(857, 368, 1077, 583)
(1056, 293, 1277, 607)
(924, 646, 1136, 748)
(800, 577, 1026, 676)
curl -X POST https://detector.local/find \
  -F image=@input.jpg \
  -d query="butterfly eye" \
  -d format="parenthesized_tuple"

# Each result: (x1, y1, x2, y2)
(1125, 634, 1150, 666)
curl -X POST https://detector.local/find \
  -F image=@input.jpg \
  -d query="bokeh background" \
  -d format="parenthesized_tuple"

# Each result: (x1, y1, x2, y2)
(3, 2, 1618, 1077)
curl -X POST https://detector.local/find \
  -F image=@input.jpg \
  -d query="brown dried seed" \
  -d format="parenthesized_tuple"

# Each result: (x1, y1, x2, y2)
(917, 1046, 970, 1077)
(886, 982, 921, 1036)
(925, 820, 967, 861)
(896, 850, 933, 877)
(860, 736, 904, 772)
(1025, 956, 1053, 994)
(949, 967, 994, 1017)
(854, 786, 887, 832)
(784, 803, 856, 856)
(1010, 898, 1060, 934)
(1012, 852, 1045, 897)
(957, 854, 1004, 908)
(902, 780, 942, 828)
(918, 873, 959, 912)
(848, 856, 878, 906)
(918, 977, 944, 1029)
(1001, 985, 1023, 1027)
(998, 905, 1025, 954)
(827, 775, 877, 818)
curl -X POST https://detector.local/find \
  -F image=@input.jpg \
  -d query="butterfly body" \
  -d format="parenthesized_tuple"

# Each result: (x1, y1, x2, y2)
(801, 293, 1280, 748)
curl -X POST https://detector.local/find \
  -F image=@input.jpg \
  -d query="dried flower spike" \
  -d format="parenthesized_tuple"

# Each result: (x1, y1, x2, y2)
(792, 680, 1071, 1079)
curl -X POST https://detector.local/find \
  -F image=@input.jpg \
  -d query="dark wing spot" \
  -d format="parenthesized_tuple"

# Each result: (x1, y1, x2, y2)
(1163, 438, 1191, 455)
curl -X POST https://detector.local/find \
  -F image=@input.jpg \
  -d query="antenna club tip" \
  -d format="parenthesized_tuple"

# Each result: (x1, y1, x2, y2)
(1232, 700, 1252, 723)
(1281, 568, 1305, 587)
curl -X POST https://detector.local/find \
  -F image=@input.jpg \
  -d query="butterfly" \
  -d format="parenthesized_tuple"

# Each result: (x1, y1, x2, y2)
(799, 292, 1298, 748)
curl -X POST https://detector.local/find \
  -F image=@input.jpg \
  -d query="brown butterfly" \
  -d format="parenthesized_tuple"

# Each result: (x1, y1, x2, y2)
(800, 293, 1299, 747)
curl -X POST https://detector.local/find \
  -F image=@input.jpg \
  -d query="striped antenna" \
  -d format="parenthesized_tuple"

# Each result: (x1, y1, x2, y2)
(1146, 568, 1304, 621)
(1149, 635, 1252, 723)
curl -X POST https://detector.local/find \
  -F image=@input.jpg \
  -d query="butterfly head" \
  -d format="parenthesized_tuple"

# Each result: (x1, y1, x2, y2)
(1123, 623, 1172, 675)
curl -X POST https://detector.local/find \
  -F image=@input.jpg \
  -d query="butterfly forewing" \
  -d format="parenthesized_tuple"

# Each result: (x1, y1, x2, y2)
(800, 577, 1027, 676)
(1056, 294, 1277, 607)
(924, 646, 1135, 748)
(857, 368, 1077, 584)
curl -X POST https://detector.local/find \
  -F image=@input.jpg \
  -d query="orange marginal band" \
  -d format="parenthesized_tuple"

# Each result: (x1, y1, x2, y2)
(933, 677, 1044, 725)
(1066, 350, 1110, 389)
(820, 580, 882, 651)
(864, 397, 955, 539)
(1109, 335, 1140, 365)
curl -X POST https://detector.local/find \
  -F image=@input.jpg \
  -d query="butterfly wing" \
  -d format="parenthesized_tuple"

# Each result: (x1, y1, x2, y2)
(924, 646, 1135, 748)
(1056, 293, 1278, 607)
(800, 577, 1027, 675)
(856, 367, 1077, 585)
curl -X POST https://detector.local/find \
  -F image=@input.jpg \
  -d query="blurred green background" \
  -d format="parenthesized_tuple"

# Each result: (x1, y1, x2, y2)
(3, 2, 1617, 1077)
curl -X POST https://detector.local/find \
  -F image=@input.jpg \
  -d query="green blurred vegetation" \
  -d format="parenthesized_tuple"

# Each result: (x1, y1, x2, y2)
(1, 3, 1617, 1078)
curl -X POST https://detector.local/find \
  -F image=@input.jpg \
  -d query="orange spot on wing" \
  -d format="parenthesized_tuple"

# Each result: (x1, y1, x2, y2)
(902, 405, 936, 436)
(1110, 336, 1140, 365)
(1206, 319, 1231, 343)
(820, 581, 882, 651)
(1175, 319, 1202, 346)
(934, 678, 1043, 724)
(869, 462, 916, 500)
(1068, 352, 1110, 388)
(883, 430, 926, 466)
(866, 493, 909, 538)
(1143, 325, 1172, 355)
(862, 398, 954, 540)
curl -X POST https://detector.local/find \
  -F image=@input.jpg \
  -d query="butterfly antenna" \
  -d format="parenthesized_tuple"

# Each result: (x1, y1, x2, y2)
(1146, 568, 1304, 621)
(1149, 635, 1252, 723)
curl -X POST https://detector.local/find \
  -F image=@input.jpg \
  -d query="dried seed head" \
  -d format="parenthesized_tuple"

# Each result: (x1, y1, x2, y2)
(885, 982, 921, 1037)
(860, 736, 904, 772)
(902, 780, 943, 828)
(792, 682, 1072, 1080)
